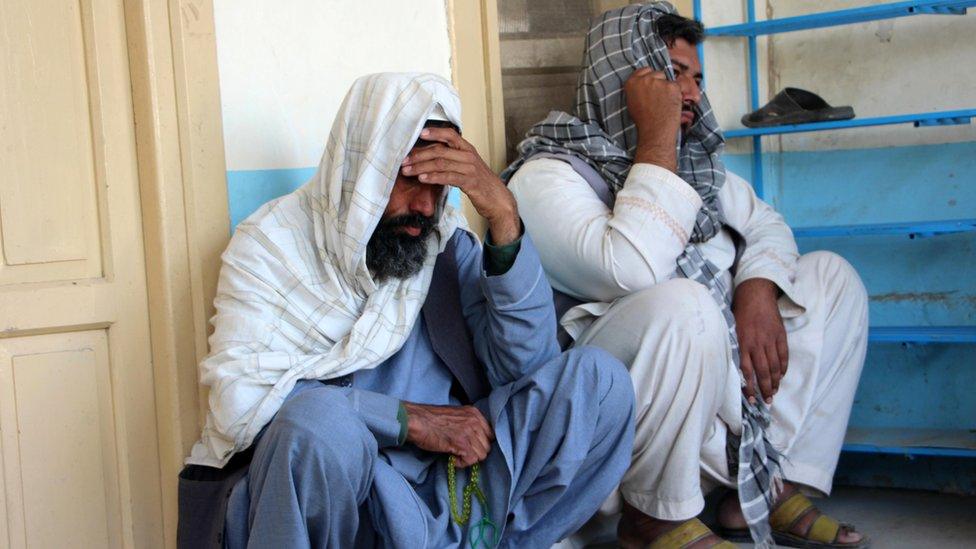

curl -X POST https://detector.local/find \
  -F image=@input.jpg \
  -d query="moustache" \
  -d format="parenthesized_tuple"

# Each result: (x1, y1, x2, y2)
(377, 213, 435, 236)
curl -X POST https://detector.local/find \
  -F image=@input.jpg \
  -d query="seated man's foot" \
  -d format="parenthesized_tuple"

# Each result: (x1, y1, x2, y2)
(717, 483, 869, 548)
(618, 501, 734, 548)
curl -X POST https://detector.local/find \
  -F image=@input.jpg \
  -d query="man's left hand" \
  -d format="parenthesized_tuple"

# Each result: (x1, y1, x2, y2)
(733, 278, 789, 405)
(401, 127, 521, 245)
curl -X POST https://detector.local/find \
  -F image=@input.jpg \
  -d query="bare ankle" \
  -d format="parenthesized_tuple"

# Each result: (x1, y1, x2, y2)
(618, 501, 684, 544)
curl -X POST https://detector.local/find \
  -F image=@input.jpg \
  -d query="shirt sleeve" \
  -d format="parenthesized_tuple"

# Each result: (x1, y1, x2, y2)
(508, 158, 702, 303)
(342, 387, 406, 448)
(452, 230, 560, 388)
(483, 234, 523, 276)
(719, 171, 806, 313)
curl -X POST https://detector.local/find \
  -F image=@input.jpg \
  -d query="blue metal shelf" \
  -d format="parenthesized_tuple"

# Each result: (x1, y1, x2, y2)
(842, 427, 976, 457)
(694, 0, 976, 197)
(707, 1, 976, 37)
(869, 326, 976, 343)
(724, 109, 975, 138)
(695, 0, 976, 466)
(793, 219, 976, 239)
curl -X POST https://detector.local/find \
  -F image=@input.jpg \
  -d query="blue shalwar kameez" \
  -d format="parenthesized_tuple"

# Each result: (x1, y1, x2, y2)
(222, 231, 635, 548)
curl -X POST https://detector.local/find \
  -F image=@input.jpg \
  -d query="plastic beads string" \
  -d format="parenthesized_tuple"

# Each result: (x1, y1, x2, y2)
(447, 455, 499, 548)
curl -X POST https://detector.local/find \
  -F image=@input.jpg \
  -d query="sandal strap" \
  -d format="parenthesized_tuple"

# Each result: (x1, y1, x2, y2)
(769, 492, 844, 544)
(807, 514, 842, 544)
(649, 518, 731, 549)
(769, 492, 816, 533)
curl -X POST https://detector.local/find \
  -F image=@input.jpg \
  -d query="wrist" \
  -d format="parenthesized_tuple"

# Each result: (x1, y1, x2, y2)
(733, 278, 780, 309)
(738, 277, 779, 295)
(634, 141, 677, 172)
(484, 202, 521, 246)
(403, 402, 424, 443)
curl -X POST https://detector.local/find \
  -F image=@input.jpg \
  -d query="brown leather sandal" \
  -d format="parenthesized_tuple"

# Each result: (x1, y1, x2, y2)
(645, 518, 736, 549)
(720, 492, 870, 548)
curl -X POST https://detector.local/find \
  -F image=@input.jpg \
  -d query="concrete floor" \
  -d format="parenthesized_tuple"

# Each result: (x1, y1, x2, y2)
(783, 486, 976, 549)
(556, 487, 976, 548)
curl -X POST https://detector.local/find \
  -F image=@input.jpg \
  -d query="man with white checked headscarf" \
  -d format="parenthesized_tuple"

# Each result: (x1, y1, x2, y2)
(505, 3, 869, 548)
(177, 73, 635, 548)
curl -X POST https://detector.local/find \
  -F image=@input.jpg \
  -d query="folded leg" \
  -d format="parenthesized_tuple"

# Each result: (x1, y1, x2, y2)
(576, 279, 737, 521)
(483, 345, 636, 548)
(245, 384, 378, 548)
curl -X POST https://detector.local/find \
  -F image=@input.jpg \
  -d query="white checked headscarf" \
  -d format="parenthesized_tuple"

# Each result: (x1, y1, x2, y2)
(502, 4, 781, 546)
(189, 73, 467, 468)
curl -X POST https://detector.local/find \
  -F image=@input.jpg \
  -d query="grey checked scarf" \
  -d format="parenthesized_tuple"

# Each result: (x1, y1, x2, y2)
(501, 3, 782, 546)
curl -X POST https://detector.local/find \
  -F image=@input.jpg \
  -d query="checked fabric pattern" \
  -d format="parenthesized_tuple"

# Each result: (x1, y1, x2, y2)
(502, 3, 782, 545)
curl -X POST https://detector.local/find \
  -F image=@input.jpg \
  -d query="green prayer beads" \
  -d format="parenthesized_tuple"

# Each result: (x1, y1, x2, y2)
(447, 455, 498, 548)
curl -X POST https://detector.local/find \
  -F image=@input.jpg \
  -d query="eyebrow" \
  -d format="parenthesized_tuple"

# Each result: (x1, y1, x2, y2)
(672, 59, 703, 79)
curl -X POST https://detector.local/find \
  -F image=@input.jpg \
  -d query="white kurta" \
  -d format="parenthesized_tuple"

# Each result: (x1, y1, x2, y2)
(509, 158, 868, 522)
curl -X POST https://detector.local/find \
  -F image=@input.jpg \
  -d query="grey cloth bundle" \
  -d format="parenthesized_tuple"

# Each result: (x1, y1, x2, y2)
(501, 3, 782, 546)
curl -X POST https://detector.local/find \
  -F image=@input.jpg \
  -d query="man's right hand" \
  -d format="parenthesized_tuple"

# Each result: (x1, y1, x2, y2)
(625, 68, 683, 172)
(403, 402, 494, 468)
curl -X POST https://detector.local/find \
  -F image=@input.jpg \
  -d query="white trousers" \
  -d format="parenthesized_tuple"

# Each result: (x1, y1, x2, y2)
(576, 251, 869, 521)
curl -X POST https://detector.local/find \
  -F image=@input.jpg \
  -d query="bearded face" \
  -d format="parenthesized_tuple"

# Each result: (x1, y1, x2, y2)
(366, 212, 435, 281)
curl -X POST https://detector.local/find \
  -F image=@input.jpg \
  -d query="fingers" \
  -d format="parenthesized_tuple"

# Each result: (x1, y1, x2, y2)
(477, 409, 495, 442)
(411, 171, 467, 188)
(765, 344, 782, 397)
(777, 333, 790, 377)
(629, 67, 667, 81)
(454, 433, 490, 468)
(469, 407, 493, 457)
(419, 126, 472, 151)
(401, 144, 484, 189)
(403, 145, 473, 166)
(454, 453, 475, 468)
(452, 407, 493, 468)
(753, 347, 774, 404)
(739, 350, 756, 404)
(402, 157, 474, 180)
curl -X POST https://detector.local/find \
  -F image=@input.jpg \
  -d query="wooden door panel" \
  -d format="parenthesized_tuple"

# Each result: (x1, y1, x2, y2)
(0, 331, 123, 549)
(0, 0, 162, 546)
(0, 0, 104, 284)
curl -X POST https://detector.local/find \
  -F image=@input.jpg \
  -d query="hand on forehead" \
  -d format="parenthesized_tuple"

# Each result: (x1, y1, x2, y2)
(383, 123, 463, 222)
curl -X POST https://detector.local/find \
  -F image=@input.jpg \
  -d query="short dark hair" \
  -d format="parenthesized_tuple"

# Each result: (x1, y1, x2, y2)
(655, 13, 705, 46)
(424, 119, 459, 132)
(413, 119, 460, 149)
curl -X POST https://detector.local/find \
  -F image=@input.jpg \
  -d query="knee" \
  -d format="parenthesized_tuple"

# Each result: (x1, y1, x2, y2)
(629, 279, 713, 313)
(623, 280, 728, 375)
(630, 280, 723, 333)
(563, 346, 635, 418)
(804, 251, 868, 313)
(263, 386, 377, 475)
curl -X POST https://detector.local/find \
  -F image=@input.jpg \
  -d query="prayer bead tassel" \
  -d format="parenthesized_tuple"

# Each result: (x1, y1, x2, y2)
(447, 455, 498, 548)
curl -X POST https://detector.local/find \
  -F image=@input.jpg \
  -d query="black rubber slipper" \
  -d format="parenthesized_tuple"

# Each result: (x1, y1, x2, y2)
(741, 87, 854, 128)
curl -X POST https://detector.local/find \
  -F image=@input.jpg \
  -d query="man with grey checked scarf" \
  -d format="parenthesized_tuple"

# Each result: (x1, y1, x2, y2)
(504, 3, 870, 548)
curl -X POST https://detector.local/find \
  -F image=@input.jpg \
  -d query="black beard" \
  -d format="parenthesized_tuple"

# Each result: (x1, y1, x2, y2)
(366, 214, 435, 281)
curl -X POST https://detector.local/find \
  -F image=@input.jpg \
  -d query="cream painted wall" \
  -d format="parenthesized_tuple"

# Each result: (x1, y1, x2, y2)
(764, 0, 976, 151)
(699, 0, 976, 153)
(213, 0, 453, 172)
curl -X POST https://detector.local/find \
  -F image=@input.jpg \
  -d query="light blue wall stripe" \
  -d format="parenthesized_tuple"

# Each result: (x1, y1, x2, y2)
(226, 168, 316, 229)
(227, 168, 463, 231)
(725, 141, 976, 226)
